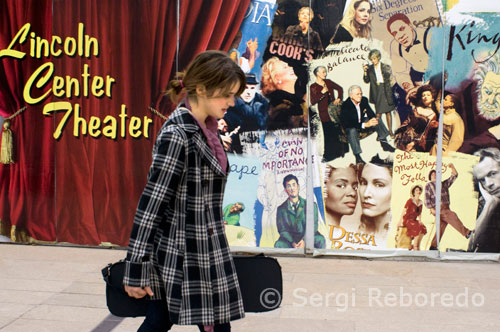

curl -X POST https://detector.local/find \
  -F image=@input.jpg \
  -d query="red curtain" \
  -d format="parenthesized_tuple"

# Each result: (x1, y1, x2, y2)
(178, 1, 251, 70)
(47, 0, 250, 246)
(0, 0, 55, 241)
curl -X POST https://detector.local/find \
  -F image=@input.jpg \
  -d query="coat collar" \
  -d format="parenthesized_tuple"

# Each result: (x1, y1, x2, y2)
(168, 107, 226, 176)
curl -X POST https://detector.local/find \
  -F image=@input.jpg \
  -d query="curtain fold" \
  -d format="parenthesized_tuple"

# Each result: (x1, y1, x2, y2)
(0, 0, 55, 241)
(178, 0, 251, 71)
(49, 0, 250, 246)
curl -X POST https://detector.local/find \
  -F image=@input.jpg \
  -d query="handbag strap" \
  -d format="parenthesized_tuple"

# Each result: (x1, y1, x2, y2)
(101, 259, 126, 285)
(101, 263, 113, 284)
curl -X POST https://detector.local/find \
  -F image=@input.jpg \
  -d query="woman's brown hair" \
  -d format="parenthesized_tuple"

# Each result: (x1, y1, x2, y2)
(166, 50, 246, 105)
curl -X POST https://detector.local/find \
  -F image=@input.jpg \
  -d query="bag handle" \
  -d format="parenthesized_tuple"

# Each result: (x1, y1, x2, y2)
(101, 259, 126, 285)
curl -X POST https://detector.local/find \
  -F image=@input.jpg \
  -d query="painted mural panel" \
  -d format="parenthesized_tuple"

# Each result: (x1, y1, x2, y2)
(222, 0, 347, 250)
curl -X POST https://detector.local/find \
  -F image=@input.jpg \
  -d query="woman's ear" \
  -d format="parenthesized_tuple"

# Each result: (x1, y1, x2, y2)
(196, 84, 207, 96)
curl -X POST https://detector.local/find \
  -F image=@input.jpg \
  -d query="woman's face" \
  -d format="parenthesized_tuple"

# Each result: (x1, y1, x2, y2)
(443, 94, 454, 108)
(369, 55, 380, 66)
(316, 67, 327, 80)
(325, 167, 358, 216)
(359, 163, 392, 218)
(197, 82, 240, 119)
(298, 8, 311, 23)
(412, 187, 422, 199)
(354, 1, 371, 26)
(273, 60, 297, 86)
(421, 91, 434, 107)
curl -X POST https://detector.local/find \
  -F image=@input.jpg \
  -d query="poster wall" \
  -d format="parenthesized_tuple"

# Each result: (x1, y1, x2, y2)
(311, 0, 500, 255)
(1, 0, 500, 258)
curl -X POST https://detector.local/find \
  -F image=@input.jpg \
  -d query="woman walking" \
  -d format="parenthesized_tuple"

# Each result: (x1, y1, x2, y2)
(123, 50, 246, 332)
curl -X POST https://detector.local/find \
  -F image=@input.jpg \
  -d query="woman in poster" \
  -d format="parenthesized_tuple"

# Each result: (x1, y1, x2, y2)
(283, 6, 323, 54)
(397, 185, 427, 250)
(310, 66, 347, 161)
(123, 51, 245, 331)
(363, 49, 396, 136)
(261, 57, 307, 130)
(330, 0, 372, 44)
(358, 157, 392, 236)
(394, 85, 438, 152)
(324, 165, 358, 226)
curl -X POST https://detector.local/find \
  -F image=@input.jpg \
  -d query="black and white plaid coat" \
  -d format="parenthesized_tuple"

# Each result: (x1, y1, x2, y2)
(124, 107, 245, 325)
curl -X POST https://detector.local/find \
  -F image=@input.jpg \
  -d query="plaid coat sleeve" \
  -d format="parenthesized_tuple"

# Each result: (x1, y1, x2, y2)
(123, 126, 186, 287)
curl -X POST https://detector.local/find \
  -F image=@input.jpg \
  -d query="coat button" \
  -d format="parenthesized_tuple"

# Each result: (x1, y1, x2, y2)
(208, 228, 214, 235)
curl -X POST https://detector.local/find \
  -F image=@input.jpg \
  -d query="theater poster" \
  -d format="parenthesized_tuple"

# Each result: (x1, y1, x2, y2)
(387, 150, 478, 252)
(223, 0, 330, 251)
(311, 0, 441, 254)
(432, 4, 500, 255)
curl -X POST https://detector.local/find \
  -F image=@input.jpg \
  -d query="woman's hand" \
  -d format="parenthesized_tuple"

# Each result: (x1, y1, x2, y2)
(293, 239, 305, 248)
(124, 285, 153, 299)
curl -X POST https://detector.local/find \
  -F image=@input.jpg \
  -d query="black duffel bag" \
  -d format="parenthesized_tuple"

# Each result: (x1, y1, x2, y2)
(102, 254, 283, 317)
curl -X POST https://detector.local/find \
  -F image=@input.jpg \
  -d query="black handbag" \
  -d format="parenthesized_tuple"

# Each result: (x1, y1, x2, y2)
(102, 254, 283, 317)
(101, 259, 149, 317)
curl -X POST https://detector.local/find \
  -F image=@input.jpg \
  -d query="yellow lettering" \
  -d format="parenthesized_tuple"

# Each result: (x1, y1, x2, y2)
(345, 231, 353, 243)
(91, 76, 104, 97)
(23, 62, 53, 105)
(143, 116, 153, 138)
(88, 117, 101, 137)
(42, 101, 73, 139)
(119, 104, 128, 137)
(367, 235, 376, 246)
(53, 76, 65, 98)
(66, 75, 80, 98)
(102, 115, 117, 139)
(359, 233, 368, 245)
(43, 102, 149, 140)
(105, 75, 115, 97)
(82, 64, 90, 97)
(329, 225, 346, 241)
(64, 37, 77, 56)
(35, 36, 50, 58)
(83, 27, 99, 57)
(129, 116, 142, 138)
(0, 23, 30, 59)
(78, 22, 84, 56)
(73, 104, 87, 136)
(353, 232, 361, 244)
(331, 240, 343, 249)
(51, 36, 62, 57)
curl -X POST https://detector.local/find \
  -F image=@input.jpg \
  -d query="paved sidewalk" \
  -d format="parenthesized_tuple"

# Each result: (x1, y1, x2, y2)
(0, 244, 499, 332)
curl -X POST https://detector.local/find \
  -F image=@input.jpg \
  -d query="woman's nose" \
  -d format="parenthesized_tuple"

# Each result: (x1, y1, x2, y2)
(346, 186, 356, 197)
(362, 185, 373, 198)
